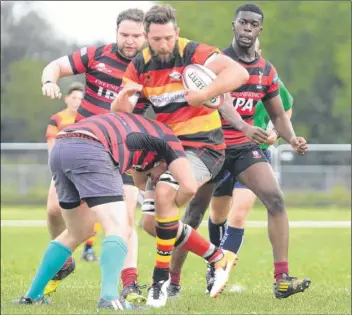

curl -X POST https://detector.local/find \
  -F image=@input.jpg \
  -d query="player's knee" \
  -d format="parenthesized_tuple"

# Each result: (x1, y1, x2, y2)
(182, 197, 207, 229)
(142, 215, 156, 237)
(47, 199, 62, 217)
(264, 189, 285, 214)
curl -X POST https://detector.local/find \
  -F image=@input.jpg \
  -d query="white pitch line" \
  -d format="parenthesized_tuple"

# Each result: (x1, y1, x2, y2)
(1, 220, 350, 228)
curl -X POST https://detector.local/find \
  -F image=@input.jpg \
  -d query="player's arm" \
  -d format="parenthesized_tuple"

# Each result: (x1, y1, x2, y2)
(111, 61, 143, 113)
(41, 46, 94, 99)
(202, 53, 249, 100)
(263, 70, 307, 154)
(167, 157, 198, 207)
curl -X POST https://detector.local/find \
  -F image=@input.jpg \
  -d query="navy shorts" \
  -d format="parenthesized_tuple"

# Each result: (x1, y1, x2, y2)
(213, 147, 271, 197)
(49, 137, 124, 208)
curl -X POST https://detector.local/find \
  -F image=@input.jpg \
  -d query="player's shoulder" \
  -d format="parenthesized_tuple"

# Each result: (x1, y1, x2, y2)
(258, 55, 277, 72)
(49, 109, 66, 123)
(93, 43, 116, 59)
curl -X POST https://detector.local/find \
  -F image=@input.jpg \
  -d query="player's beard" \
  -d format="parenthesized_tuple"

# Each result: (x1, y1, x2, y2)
(118, 46, 138, 60)
(149, 42, 178, 64)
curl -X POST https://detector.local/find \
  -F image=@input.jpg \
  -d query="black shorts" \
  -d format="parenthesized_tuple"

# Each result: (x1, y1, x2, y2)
(122, 171, 135, 186)
(213, 143, 268, 197)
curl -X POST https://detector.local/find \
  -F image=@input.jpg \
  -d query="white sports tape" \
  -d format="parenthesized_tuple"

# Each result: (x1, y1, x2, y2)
(159, 171, 179, 190)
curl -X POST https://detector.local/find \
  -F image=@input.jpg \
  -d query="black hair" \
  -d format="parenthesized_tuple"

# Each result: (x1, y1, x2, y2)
(235, 4, 264, 22)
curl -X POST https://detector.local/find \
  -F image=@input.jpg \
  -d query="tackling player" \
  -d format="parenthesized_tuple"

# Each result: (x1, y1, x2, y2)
(41, 8, 148, 304)
(15, 112, 197, 311)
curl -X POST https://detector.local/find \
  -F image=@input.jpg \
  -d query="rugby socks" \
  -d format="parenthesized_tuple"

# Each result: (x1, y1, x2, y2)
(220, 226, 245, 254)
(274, 261, 289, 282)
(170, 270, 181, 286)
(176, 224, 224, 264)
(84, 222, 99, 252)
(208, 218, 228, 247)
(100, 236, 127, 301)
(153, 216, 179, 282)
(121, 267, 138, 287)
(25, 241, 72, 300)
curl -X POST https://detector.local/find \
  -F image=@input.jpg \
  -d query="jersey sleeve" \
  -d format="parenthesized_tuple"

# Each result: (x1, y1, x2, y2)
(67, 46, 97, 75)
(278, 79, 294, 111)
(262, 64, 280, 102)
(45, 115, 59, 140)
(191, 43, 221, 65)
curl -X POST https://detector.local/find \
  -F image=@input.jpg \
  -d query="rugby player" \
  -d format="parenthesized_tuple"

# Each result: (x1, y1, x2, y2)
(112, 4, 270, 308)
(15, 112, 197, 311)
(40, 8, 148, 303)
(168, 4, 311, 299)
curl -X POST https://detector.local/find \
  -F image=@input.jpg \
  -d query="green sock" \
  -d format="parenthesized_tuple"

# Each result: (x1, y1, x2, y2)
(100, 235, 127, 301)
(26, 240, 72, 300)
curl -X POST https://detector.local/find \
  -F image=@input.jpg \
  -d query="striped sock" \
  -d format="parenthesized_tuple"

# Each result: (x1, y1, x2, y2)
(177, 224, 224, 263)
(153, 216, 179, 282)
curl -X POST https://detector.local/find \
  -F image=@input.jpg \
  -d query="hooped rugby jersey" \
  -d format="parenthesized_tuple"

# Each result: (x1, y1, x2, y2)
(222, 45, 280, 147)
(122, 37, 225, 151)
(68, 43, 150, 121)
(63, 112, 185, 174)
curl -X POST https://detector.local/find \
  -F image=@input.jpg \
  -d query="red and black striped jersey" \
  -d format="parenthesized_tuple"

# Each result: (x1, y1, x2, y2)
(68, 43, 150, 121)
(63, 112, 185, 174)
(46, 108, 76, 141)
(221, 45, 280, 147)
(122, 37, 225, 151)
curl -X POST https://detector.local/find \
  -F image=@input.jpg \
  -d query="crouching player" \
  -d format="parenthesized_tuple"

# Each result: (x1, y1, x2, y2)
(14, 112, 198, 311)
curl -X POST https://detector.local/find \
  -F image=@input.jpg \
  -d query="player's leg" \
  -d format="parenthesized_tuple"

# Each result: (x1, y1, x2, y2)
(82, 223, 99, 262)
(202, 174, 233, 294)
(233, 146, 311, 298)
(43, 181, 76, 296)
(16, 141, 94, 304)
(120, 177, 146, 305)
(168, 181, 215, 297)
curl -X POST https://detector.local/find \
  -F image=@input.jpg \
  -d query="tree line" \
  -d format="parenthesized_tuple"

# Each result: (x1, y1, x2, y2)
(1, 1, 351, 144)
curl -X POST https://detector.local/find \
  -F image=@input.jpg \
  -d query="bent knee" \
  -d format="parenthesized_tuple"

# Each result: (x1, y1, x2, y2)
(47, 199, 62, 217)
(262, 190, 285, 213)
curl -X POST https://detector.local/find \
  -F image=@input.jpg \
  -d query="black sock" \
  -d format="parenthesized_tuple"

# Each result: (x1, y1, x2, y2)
(208, 217, 227, 247)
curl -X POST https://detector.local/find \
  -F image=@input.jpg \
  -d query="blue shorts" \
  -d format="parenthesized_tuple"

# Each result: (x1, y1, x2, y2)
(213, 148, 271, 197)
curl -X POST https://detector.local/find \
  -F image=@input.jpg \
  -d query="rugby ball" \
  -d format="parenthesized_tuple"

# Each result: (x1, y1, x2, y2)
(182, 64, 224, 109)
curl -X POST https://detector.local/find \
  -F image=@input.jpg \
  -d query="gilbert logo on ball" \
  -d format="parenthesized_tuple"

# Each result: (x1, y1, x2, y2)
(182, 64, 224, 109)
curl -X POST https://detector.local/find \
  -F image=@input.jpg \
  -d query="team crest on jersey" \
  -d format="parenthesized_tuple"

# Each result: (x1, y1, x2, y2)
(252, 150, 261, 159)
(169, 70, 182, 81)
(93, 63, 112, 74)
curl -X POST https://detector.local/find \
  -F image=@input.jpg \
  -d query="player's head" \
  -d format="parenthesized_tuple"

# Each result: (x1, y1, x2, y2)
(144, 4, 180, 63)
(133, 159, 168, 184)
(255, 38, 262, 55)
(116, 8, 146, 59)
(65, 82, 84, 112)
(232, 4, 263, 48)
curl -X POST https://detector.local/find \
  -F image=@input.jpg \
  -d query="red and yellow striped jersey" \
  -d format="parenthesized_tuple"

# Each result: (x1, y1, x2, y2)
(122, 37, 225, 151)
(46, 108, 76, 141)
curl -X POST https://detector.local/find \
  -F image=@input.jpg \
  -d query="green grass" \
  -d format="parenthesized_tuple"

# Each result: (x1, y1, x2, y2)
(1, 207, 351, 314)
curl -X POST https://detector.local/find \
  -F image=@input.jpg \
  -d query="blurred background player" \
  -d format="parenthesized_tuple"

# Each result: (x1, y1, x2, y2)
(206, 38, 294, 293)
(41, 8, 148, 304)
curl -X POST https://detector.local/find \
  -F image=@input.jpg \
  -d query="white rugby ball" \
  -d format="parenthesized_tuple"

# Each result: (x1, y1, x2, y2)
(182, 64, 224, 109)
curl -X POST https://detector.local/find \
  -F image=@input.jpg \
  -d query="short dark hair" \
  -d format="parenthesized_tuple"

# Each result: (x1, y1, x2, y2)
(144, 4, 177, 33)
(67, 82, 84, 95)
(116, 8, 144, 29)
(235, 4, 264, 22)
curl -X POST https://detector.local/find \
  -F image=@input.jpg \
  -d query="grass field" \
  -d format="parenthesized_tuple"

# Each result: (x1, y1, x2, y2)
(1, 206, 351, 314)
